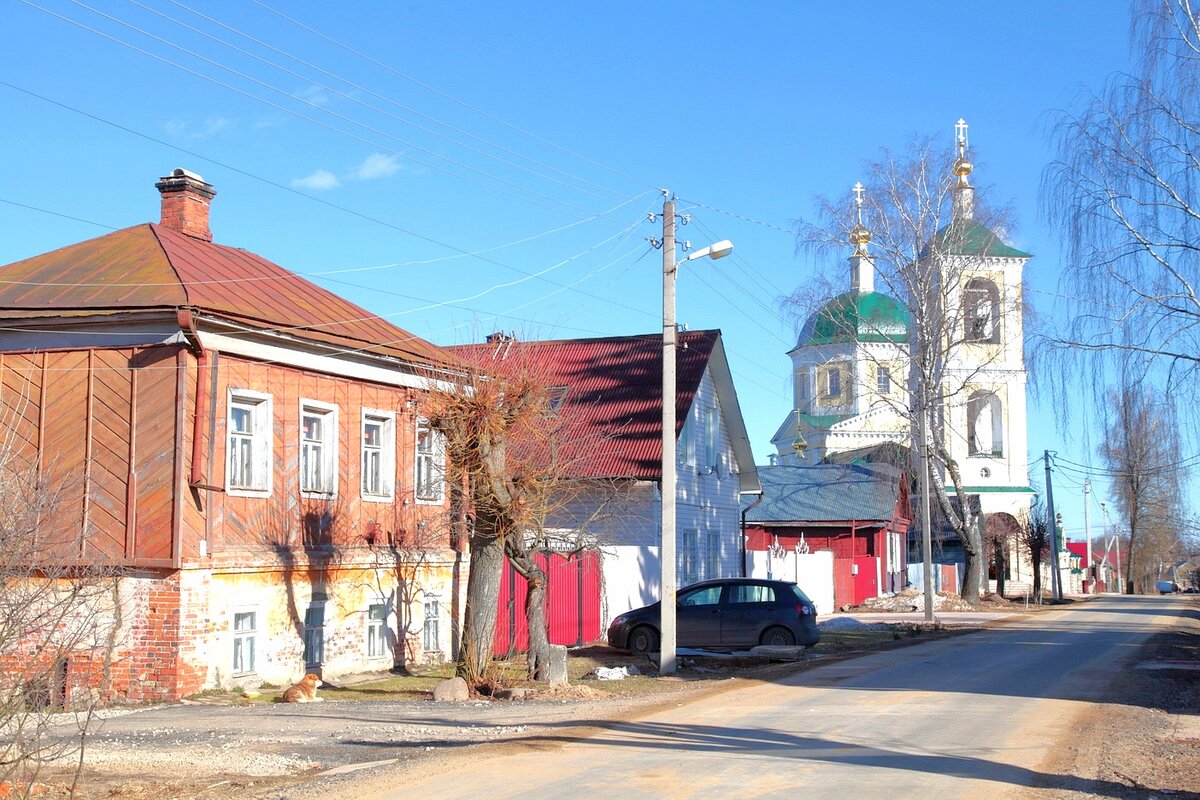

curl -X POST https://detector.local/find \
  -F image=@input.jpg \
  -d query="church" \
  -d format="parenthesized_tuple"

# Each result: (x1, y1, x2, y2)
(750, 121, 1034, 599)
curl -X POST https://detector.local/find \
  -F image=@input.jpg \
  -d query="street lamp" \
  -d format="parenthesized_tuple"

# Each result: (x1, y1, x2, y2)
(660, 193, 732, 675)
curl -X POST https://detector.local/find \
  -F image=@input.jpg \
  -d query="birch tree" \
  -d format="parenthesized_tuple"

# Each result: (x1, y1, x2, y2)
(1044, 0, 1200, 408)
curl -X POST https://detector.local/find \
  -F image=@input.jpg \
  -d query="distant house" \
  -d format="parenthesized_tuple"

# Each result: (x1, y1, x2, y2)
(0, 169, 463, 701)
(743, 463, 910, 612)
(451, 330, 761, 637)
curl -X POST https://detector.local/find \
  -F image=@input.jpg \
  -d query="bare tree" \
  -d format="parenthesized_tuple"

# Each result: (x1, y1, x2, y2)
(421, 343, 583, 686)
(1100, 383, 1185, 594)
(0, 450, 120, 795)
(792, 130, 1025, 602)
(1044, 1, 1200, 414)
(1017, 498, 1051, 603)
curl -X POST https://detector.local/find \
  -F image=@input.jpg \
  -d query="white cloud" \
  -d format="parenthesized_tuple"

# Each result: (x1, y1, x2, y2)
(290, 169, 340, 191)
(162, 116, 232, 139)
(353, 153, 402, 181)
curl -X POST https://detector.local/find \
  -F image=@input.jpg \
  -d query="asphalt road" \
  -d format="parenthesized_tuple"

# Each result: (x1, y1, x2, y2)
(342, 595, 1185, 800)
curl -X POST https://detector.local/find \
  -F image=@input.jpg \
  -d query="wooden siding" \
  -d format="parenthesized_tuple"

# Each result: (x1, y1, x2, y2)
(199, 354, 449, 559)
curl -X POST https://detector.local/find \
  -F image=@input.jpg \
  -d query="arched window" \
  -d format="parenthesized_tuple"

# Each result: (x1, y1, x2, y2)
(964, 278, 1001, 343)
(967, 391, 1003, 457)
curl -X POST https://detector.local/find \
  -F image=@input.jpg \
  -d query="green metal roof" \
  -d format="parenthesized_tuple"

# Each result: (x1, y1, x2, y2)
(926, 219, 1031, 259)
(798, 290, 910, 347)
(798, 412, 855, 428)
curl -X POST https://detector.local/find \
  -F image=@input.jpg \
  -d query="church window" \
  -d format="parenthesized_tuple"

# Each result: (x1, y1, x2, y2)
(964, 279, 1001, 343)
(796, 368, 810, 403)
(827, 368, 841, 398)
(967, 391, 1004, 457)
(877, 367, 892, 395)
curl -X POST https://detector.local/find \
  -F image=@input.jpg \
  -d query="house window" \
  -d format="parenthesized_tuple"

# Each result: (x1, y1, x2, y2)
(547, 385, 570, 413)
(232, 611, 256, 675)
(877, 367, 892, 395)
(303, 603, 325, 667)
(678, 529, 699, 586)
(827, 368, 841, 398)
(422, 599, 441, 652)
(964, 278, 1001, 343)
(361, 410, 396, 501)
(367, 603, 388, 658)
(967, 391, 1004, 457)
(704, 407, 719, 469)
(679, 411, 696, 467)
(227, 390, 272, 496)
(300, 399, 338, 497)
(415, 419, 445, 503)
(706, 530, 722, 579)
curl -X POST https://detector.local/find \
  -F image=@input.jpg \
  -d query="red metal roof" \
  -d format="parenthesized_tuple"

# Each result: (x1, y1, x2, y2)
(449, 331, 718, 480)
(0, 223, 450, 367)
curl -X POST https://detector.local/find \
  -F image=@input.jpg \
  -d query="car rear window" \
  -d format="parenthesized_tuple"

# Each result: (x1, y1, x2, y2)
(729, 585, 775, 604)
(785, 585, 813, 605)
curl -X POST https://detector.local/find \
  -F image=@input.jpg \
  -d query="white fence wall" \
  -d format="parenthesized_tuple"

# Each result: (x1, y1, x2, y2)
(748, 549, 835, 616)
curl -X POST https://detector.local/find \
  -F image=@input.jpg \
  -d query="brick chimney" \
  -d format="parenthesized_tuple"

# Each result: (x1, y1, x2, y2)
(155, 168, 216, 242)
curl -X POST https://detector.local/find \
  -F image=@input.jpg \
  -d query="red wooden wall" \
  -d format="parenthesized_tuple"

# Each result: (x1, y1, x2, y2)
(493, 551, 602, 655)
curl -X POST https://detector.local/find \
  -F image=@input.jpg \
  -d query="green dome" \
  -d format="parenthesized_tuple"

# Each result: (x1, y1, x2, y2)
(798, 291, 910, 347)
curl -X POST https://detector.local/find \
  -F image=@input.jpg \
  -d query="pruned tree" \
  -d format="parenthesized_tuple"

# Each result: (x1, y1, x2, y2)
(1018, 498, 1051, 602)
(1045, 1, 1200, 409)
(1100, 383, 1185, 594)
(421, 339, 587, 686)
(791, 127, 1026, 602)
(0, 448, 121, 795)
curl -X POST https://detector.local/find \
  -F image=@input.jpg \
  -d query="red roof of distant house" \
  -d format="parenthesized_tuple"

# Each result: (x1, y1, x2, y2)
(0, 223, 449, 366)
(448, 331, 718, 480)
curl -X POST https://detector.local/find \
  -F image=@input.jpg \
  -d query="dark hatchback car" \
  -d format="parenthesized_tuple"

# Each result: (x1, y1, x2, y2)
(607, 578, 820, 656)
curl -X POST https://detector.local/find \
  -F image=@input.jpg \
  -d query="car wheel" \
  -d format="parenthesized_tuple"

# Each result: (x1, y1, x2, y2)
(760, 626, 796, 647)
(628, 625, 660, 656)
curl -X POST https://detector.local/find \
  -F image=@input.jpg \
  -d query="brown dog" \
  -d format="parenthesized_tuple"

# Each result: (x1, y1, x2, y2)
(281, 673, 324, 703)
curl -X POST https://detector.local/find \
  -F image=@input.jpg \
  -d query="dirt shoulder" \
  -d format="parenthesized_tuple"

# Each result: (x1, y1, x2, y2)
(1017, 596, 1200, 800)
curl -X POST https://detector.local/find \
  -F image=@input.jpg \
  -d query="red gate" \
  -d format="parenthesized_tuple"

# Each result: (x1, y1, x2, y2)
(493, 550, 602, 655)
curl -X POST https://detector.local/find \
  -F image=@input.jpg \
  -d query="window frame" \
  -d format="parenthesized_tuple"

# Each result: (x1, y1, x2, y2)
(360, 408, 397, 503)
(303, 601, 326, 668)
(422, 598, 441, 653)
(298, 398, 339, 499)
(366, 602, 389, 659)
(877, 366, 892, 395)
(231, 609, 257, 677)
(827, 367, 841, 398)
(704, 407, 719, 469)
(414, 418, 446, 504)
(226, 389, 273, 498)
(964, 278, 1002, 344)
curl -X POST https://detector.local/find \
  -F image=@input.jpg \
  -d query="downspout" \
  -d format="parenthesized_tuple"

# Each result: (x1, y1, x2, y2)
(740, 492, 763, 578)
(177, 309, 209, 489)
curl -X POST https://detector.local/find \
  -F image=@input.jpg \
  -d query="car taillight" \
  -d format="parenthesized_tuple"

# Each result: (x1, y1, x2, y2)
(796, 603, 814, 616)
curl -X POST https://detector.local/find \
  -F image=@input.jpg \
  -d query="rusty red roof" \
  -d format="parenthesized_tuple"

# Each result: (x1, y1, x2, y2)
(449, 331, 718, 480)
(0, 224, 449, 366)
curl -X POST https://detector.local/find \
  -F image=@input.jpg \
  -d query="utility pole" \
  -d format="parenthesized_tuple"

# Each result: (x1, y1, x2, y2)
(1044, 450, 1062, 600)
(1083, 478, 1092, 594)
(660, 194, 678, 675)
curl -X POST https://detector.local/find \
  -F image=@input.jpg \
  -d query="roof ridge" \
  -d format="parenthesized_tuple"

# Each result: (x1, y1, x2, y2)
(147, 223, 190, 307)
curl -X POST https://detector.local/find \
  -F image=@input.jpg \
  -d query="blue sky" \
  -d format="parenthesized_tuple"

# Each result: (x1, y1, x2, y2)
(0, 1, 1149, 545)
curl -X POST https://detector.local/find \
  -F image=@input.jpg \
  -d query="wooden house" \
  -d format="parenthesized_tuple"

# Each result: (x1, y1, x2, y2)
(0, 169, 463, 701)
(451, 330, 761, 639)
(743, 463, 911, 612)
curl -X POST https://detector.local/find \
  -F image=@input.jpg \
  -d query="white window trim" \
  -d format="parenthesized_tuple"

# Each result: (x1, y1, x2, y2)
(299, 398, 339, 499)
(360, 408, 397, 503)
(366, 600, 390, 660)
(414, 418, 446, 505)
(231, 607, 258, 677)
(226, 389, 273, 499)
(422, 596, 443, 653)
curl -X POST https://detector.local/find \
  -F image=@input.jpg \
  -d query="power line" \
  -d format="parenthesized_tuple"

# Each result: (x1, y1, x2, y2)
(28, 0, 621, 224)
(248, 0, 658, 193)
(158, 0, 636, 203)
